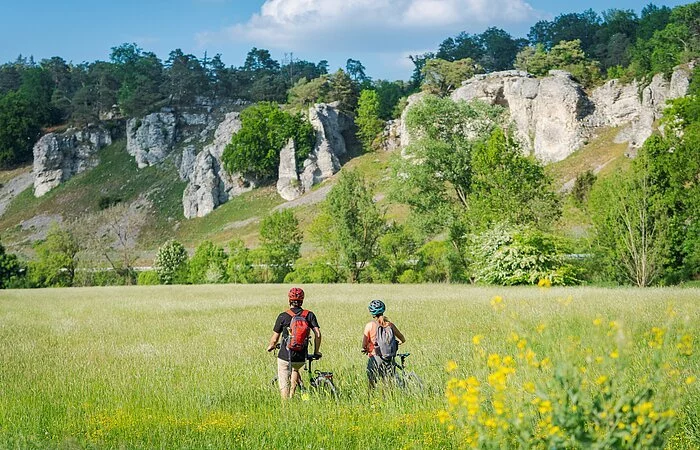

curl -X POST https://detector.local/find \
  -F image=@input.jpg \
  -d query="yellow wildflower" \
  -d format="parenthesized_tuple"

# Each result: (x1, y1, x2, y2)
(538, 278, 552, 288)
(487, 353, 501, 368)
(593, 317, 603, 326)
(536, 323, 546, 334)
(472, 334, 483, 346)
(677, 334, 693, 356)
(445, 360, 458, 373)
(539, 357, 552, 370)
(490, 296, 504, 311)
(686, 376, 696, 385)
(436, 410, 450, 424)
(596, 375, 608, 385)
(524, 381, 536, 393)
(517, 339, 527, 350)
(538, 400, 552, 414)
(610, 350, 619, 359)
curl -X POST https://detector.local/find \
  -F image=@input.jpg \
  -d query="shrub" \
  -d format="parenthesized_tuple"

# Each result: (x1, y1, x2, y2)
(154, 239, 189, 285)
(137, 270, 160, 285)
(469, 224, 581, 286)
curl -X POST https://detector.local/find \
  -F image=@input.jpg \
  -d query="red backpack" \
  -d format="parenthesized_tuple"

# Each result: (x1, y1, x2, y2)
(286, 309, 311, 352)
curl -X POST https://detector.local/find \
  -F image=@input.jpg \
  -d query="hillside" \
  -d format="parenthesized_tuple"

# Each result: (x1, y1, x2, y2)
(0, 119, 620, 261)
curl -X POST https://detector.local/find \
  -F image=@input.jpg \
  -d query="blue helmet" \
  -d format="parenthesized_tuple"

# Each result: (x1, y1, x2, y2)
(368, 299, 386, 316)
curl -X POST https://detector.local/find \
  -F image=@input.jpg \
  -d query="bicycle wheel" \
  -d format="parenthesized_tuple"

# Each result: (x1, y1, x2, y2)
(400, 371, 424, 392)
(316, 377, 339, 400)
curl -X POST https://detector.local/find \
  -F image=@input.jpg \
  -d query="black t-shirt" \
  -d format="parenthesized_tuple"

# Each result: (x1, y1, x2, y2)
(273, 307, 320, 362)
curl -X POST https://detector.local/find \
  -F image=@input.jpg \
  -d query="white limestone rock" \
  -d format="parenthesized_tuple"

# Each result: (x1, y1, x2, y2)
(33, 126, 112, 197)
(276, 139, 303, 201)
(126, 112, 177, 168)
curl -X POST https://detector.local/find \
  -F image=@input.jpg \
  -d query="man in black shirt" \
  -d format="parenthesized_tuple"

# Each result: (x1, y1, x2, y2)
(266, 287, 321, 399)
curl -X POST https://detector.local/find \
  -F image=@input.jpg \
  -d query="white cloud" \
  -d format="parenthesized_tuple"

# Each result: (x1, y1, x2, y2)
(197, 0, 538, 53)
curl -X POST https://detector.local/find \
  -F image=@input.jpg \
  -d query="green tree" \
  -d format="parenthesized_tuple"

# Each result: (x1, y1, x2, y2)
(355, 90, 384, 152)
(466, 128, 561, 230)
(392, 95, 505, 233)
(154, 239, 189, 285)
(222, 102, 315, 180)
(328, 69, 358, 113)
(421, 58, 482, 96)
(188, 240, 227, 284)
(165, 49, 208, 106)
(287, 75, 329, 110)
(369, 224, 421, 283)
(312, 171, 386, 282)
(227, 239, 253, 283)
(0, 91, 43, 166)
(589, 153, 668, 287)
(30, 224, 81, 287)
(0, 240, 23, 289)
(259, 210, 302, 283)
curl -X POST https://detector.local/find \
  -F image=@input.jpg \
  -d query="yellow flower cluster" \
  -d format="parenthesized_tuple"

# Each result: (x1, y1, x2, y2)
(438, 300, 693, 448)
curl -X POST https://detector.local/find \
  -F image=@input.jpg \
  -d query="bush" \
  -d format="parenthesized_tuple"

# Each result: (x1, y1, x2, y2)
(572, 170, 597, 207)
(188, 240, 227, 284)
(284, 258, 342, 284)
(469, 224, 581, 286)
(137, 270, 160, 285)
(154, 239, 189, 285)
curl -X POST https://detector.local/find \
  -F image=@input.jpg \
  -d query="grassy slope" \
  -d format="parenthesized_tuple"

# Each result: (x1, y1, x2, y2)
(0, 122, 627, 259)
(0, 285, 697, 448)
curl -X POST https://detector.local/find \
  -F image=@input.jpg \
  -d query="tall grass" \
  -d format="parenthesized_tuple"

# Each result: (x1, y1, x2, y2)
(0, 285, 697, 448)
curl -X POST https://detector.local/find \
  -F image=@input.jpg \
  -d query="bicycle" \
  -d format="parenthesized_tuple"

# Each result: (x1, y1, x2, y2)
(364, 350, 424, 392)
(270, 344, 339, 400)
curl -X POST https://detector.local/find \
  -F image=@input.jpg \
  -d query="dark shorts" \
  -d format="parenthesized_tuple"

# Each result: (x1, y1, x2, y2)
(367, 356, 395, 383)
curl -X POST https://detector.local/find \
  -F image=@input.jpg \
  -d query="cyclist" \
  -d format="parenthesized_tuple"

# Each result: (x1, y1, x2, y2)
(266, 287, 321, 399)
(362, 299, 405, 388)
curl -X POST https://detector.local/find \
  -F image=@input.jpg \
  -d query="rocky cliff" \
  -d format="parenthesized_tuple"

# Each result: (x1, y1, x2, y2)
(394, 64, 694, 163)
(276, 102, 352, 201)
(33, 126, 112, 197)
(181, 112, 257, 219)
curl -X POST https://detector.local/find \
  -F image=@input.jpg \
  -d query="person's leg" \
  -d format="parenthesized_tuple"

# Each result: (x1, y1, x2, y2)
(289, 368, 301, 397)
(367, 357, 378, 389)
(277, 358, 291, 399)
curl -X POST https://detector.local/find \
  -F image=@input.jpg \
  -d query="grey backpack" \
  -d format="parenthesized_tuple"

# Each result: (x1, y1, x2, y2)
(374, 323, 398, 361)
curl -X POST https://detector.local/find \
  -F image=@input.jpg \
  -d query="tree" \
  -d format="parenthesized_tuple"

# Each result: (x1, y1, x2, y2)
(30, 224, 81, 287)
(259, 210, 302, 283)
(515, 40, 601, 87)
(346, 58, 369, 83)
(287, 76, 329, 110)
(188, 240, 227, 284)
(222, 102, 315, 180)
(154, 240, 189, 285)
(0, 240, 23, 288)
(421, 58, 482, 96)
(392, 95, 505, 233)
(466, 128, 561, 231)
(165, 49, 208, 106)
(89, 203, 145, 285)
(478, 27, 527, 72)
(0, 90, 43, 166)
(328, 69, 358, 113)
(312, 171, 386, 282)
(437, 32, 484, 62)
(589, 153, 668, 287)
(355, 90, 384, 152)
(110, 43, 166, 117)
(227, 239, 253, 283)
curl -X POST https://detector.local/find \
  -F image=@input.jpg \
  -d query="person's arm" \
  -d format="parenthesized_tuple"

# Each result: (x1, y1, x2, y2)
(391, 323, 406, 344)
(267, 332, 281, 352)
(312, 327, 322, 355)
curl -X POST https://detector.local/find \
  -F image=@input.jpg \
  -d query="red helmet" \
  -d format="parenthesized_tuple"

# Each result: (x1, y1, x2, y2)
(288, 287, 305, 303)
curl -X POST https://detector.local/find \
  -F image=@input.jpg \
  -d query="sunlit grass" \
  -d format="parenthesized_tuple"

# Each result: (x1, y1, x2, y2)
(0, 285, 697, 448)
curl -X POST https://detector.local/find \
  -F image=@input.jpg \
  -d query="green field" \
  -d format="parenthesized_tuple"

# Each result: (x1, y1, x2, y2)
(1, 285, 698, 449)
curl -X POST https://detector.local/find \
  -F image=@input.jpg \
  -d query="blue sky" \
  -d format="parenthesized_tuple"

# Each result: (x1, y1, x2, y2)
(0, 0, 693, 80)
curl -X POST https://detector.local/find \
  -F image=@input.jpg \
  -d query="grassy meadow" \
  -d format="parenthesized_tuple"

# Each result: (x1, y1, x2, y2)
(0, 285, 698, 449)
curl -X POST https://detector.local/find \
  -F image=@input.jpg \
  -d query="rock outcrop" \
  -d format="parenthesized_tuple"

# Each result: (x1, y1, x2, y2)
(275, 102, 352, 200)
(33, 126, 112, 197)
(276, 139, 303, 201)
(126, 112, 177, 168)
(438, 65, 695, 163)
(182, 112, 256, 218)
